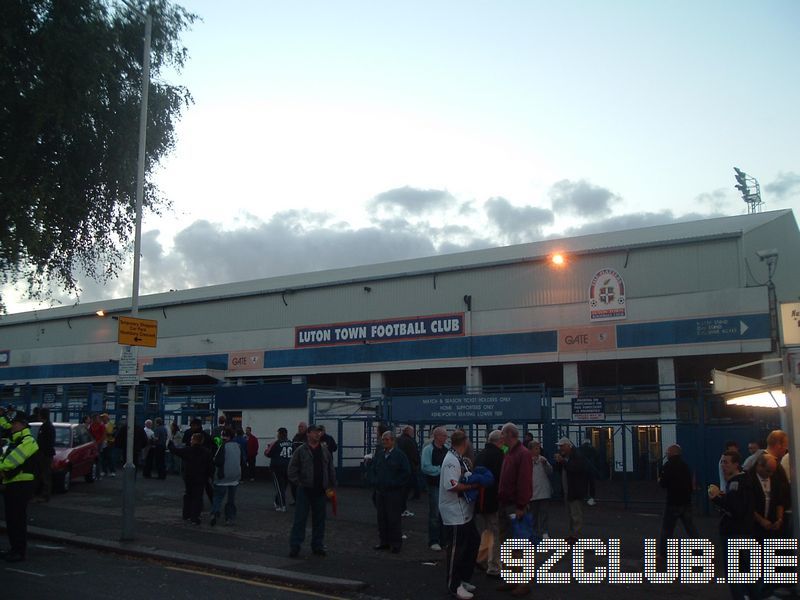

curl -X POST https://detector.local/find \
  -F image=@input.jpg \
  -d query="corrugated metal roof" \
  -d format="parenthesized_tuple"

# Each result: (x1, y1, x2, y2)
(2, 209, 793, 324)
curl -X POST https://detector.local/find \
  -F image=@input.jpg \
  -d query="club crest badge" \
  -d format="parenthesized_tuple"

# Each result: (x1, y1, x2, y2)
(588, 268, 626, 321)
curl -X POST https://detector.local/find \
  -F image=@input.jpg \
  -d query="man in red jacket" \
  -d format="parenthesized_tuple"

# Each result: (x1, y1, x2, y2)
(495, 422, 532, 597)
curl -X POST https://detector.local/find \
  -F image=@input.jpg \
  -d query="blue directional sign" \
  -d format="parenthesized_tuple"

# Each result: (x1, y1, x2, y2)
(391, 392, 541, 423)
(617, 313, 770, 348)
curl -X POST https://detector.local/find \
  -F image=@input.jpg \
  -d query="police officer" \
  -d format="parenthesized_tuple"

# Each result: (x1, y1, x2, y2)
(0, 413, 40, 562)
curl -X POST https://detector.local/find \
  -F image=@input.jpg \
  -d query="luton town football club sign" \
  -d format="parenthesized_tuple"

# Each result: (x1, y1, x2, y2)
(588, 268, 626, 321)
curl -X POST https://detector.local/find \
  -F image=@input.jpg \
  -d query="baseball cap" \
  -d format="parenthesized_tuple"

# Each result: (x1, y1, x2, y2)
(307, 424, 322, 432)
(556, 437, 573, 447)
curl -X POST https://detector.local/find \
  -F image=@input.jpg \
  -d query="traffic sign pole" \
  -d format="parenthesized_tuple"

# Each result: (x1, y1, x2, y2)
(122, 7, 151, 543)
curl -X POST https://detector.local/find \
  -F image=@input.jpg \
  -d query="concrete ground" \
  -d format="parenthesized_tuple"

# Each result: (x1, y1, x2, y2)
(0, 471, 788, 599)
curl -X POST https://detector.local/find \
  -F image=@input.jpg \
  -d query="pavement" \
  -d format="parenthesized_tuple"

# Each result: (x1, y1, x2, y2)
(0, 471, 752, 599)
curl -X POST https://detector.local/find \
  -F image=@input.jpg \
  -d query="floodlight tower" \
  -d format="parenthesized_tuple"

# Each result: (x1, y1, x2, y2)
(733, 167, 764, 214)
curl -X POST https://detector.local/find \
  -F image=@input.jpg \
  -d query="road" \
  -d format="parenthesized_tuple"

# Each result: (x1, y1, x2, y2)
(2, 543, 365, 600)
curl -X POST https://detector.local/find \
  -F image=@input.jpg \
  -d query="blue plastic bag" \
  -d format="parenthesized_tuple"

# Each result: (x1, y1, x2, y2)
(511, 512, 541, 544)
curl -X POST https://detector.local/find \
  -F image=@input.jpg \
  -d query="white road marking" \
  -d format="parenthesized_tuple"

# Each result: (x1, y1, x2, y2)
(5, 567, 46, 577)
(33, 544, 65, 550)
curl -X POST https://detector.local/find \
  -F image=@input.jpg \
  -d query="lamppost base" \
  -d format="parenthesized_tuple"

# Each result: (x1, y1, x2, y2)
(121, 461, 137, 540)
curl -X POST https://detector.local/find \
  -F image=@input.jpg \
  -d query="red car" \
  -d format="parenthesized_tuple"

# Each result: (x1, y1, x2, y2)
(29, 422, 99, 493)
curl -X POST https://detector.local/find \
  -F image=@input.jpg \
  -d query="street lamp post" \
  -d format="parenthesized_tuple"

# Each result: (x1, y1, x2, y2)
(121, 3, 152, 542)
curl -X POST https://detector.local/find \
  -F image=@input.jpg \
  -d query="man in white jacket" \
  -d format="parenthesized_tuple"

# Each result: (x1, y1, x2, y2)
(528, 440, 552, 539)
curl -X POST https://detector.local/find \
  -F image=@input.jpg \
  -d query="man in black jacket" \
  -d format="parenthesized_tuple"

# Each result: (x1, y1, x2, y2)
(367, 430, 411, 553)
(554, 437, 589, 543)
(168, 433, 212, 524)
(396, 425, 421, 510)
(709, 450, 755, 600)
(36, 408, 56, 501)
(657, 444, 698, 556)
(475, 429, 504, 578)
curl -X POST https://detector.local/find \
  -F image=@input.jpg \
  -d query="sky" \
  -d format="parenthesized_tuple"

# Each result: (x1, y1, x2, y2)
(4, 0, 800, 313)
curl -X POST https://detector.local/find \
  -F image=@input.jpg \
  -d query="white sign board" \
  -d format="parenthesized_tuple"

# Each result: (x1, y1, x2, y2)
(781, 302, 800, 346)
(790, 352, 800, 386)
(117, 347, 140, 386)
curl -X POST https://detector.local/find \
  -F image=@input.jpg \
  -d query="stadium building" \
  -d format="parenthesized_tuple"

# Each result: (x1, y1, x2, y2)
(2, 209, 799, 493)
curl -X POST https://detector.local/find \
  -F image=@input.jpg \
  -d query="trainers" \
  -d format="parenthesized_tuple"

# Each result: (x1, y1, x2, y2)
(587, 497, 596, 506)
(401, 510, 415, 517)
(110, 472, 116, 478)
(402, 534, 408, 540)
(430, 543, 443, 551)
(454, 584, 474, 599)
(461, 581, 477, 592)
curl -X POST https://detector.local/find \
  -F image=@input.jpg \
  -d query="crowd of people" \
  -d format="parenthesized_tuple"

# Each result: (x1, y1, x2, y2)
(362, 422, 595, 599)
(1, 405, 797, 600)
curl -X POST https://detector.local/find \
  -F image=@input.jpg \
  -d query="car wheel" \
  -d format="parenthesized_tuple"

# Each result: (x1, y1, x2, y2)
(86, 462, 97, 483)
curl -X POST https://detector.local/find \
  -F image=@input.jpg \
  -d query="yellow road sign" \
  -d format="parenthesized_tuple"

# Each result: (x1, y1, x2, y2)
(118, 316, 158, 348)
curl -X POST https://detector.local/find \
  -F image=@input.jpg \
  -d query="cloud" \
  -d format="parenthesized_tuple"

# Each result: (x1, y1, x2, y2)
(549, 179, 620, 217)
(765, 172, 800, 200)
(484, 197, 554, 244)
(559, 210, 723, 237)
(369, 186, 456, 215)
(694, 188, 733, 213)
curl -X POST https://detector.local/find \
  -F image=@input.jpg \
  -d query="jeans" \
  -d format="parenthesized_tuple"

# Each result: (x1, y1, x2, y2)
(272, 464, 289, 508)
(376, 488, 404, 548)
(211, 483, 238, 522)
(182, 482, 205, 521)
(290, 487, 327, 551)
(427, 483, 444, 546)
(658, 503, 699, 556)
(100, 446, 115, 475)
(529, 499, 549, 537)
(566, 499, 583, 537)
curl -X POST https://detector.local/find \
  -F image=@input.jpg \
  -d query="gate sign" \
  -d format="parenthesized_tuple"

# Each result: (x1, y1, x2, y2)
(571, 397, 605, 421)
(391, 393, 541, 423)
(588, 268, 626, 321)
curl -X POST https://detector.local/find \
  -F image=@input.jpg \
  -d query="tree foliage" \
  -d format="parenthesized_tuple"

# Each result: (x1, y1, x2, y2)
(0, 0, 196, 312)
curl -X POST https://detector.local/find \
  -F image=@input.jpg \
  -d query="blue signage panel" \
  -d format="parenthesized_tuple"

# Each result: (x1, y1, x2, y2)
(617, 313, 770, 348)
(90, 391, 104, 413)
(391, 392, 541, 423)
(296, 313, 464, 348)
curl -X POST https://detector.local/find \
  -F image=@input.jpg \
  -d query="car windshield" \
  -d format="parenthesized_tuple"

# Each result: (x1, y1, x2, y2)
(28, 424, 72, 448)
